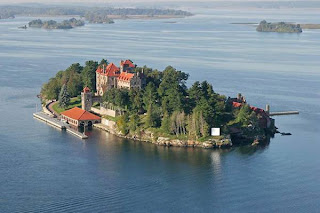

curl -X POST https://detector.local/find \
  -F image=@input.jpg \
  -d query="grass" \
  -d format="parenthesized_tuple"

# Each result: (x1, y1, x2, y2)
(92, 102, 100, 108)
(52, 97, 81, 114)
(102, 115, 119, 122)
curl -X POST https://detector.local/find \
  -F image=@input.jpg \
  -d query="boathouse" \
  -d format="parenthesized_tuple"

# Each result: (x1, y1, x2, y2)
(61, 107, 101, 127)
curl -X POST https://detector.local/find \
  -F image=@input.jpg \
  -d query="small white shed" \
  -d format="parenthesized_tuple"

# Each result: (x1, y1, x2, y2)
(211, 128, 221, 136)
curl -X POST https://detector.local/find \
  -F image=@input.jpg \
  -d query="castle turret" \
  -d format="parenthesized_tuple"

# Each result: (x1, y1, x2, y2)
(266, 104, 270, 115)
(81, 87, 92, 111)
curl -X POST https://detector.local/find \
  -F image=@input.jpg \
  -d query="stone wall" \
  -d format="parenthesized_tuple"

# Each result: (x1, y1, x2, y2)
(91, 106, 119, 117)
(101, 118, 116, 128)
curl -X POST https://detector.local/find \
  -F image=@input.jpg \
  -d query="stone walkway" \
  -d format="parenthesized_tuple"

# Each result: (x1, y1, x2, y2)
(47, 101, 60, 117)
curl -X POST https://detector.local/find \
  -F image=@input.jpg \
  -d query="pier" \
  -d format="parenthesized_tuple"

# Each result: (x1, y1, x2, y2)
(269, 111, 299, 116)
(33, 112, 88, 139)
(264, 104, 299, 116)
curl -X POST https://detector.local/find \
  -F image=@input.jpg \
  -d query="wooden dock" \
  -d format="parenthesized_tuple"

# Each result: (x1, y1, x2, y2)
(269, 111, 299, 116)
(33, 112, 88, 139)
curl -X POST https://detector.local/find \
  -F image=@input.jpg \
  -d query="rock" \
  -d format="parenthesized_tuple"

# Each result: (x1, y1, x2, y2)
(202, 141, 214, 149)
(281, 132, 292, 136)
(251, 140, 259, 146)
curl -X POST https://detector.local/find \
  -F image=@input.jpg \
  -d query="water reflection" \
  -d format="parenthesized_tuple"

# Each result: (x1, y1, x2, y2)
(85, 128, 274, 168)
(235, 135, 271, 155)
(210, 151, 222, 176)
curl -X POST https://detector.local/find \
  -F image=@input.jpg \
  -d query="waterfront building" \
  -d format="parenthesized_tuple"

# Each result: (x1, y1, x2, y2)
(61, 107, 101, 127)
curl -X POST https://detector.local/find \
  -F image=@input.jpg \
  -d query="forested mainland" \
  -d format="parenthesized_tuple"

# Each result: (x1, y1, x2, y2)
(0, 5, 192, 20)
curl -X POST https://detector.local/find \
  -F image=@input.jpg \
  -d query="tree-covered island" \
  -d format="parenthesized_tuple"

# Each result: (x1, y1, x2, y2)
(41, 59, 276, 148)
(84, 12, 114, 24)
(29, 18, 85, 29)
(257, 20, 302, 33)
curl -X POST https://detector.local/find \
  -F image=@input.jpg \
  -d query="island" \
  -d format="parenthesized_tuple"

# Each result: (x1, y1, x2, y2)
(256, 20, 302, 33)
(39, 59, 276, 148)
(84, 12, 114, 24)
(28, 18, 85, 29)
(0, 12, 14, 19)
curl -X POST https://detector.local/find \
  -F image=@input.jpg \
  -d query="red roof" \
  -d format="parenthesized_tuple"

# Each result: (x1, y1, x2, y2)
(96, 63, 120, 77)
(232, 102, 242, 108)
(120, 59, 135, 68)
(83, 87, 90, 93)
(61, 107, 101, 121)
(118, 72, 134, 82)
(250, 106, 265, 114)
(232, 102, 266, 114)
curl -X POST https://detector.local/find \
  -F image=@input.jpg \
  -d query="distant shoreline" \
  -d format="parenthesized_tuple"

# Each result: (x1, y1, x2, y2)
(108, 15, 187, 20)
(15, 14, 187, 20)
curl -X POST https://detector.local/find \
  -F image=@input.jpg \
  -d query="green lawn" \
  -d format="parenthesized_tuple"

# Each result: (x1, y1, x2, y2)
(52, 97, 81, 114)
(102, 115, 119, 122)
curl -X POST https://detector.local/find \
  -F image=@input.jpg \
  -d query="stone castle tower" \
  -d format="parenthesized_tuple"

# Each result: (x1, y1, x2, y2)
(81, 87, 92, 111)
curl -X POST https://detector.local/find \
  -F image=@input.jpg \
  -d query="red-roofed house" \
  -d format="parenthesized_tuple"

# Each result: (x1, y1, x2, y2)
(96, 63, 120, 96)
(61, 107, 101, 127)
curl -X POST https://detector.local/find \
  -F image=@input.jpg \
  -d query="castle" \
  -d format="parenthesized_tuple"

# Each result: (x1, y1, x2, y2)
(96, 59, 146, 96)
(81, 60, 145, 114)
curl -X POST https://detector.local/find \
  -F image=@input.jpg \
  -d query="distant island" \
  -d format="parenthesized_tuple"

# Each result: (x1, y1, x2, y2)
(28, 18, 84, 29)
(232, 22, 320, 30)
(39, 59, 276, 148)
(84, 12, 114, 24)
(0, 11, 15, 19)
(0, 5, 193, 21)
(256, 20, 302, 33)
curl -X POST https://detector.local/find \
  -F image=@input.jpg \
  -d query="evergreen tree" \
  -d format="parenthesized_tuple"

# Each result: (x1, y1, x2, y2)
(129, 89, 143, 113)
(129, 114, 140, 132)
(161, 112, 171, 134)
(99, 59, 108, 66)
(117, 114, 129, 135)
(235, 104, 252, 127)
(145, 104, 160, 128)
(66, 63, 83, 74)
(158, 66, 188, 114)
(58, 83, 70, 108)
(115, 89, 130, 109)
(81, 60, 98, 92)
(143, 82, 158, 110)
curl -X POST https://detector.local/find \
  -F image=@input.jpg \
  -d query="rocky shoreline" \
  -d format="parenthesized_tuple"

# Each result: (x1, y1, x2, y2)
(93, 122, 233, 149)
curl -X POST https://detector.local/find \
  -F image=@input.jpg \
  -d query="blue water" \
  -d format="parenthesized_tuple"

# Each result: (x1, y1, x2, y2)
(1, 8, 320, 212)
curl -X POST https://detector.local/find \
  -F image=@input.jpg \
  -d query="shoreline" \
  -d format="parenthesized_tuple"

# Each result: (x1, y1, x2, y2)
(93, 122, 233, 149)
